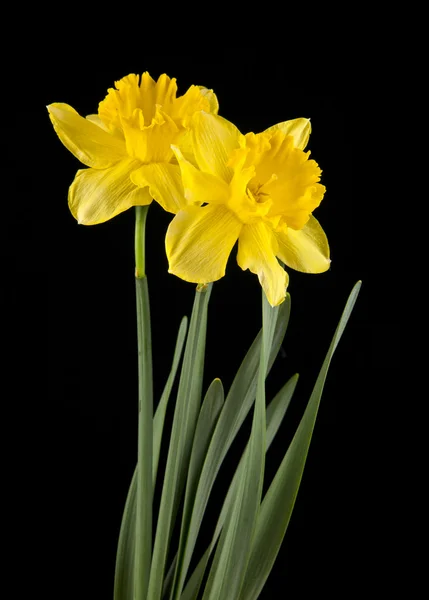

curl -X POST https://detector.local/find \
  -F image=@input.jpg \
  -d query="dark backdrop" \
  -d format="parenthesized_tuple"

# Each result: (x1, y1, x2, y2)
(9, 53, 378, 599)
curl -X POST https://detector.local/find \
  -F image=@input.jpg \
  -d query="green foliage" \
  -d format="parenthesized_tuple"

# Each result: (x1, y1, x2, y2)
(114, 282, 361, 600)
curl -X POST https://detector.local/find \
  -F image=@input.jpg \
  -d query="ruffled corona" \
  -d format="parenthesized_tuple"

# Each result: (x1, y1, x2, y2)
(48, 73, 218, 224)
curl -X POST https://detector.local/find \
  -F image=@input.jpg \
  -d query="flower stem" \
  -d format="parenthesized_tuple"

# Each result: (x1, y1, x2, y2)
(135, 205, 149, 278)
(134, 205, 153, 600)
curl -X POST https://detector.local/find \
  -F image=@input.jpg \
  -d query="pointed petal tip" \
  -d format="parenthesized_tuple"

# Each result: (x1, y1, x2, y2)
(46, 104, 57, 117)
(47, 103, 61, 114)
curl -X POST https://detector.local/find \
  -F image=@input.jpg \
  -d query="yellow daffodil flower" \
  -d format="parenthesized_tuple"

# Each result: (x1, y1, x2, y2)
(166, 112, 330, 306)
(47, 73, 218, 224)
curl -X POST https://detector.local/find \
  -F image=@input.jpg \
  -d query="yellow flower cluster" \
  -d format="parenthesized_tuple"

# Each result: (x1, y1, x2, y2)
(48, 72, 330, 306)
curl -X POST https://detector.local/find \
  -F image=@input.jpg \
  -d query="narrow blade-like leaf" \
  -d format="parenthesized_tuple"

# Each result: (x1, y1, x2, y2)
(181, 374, 299, 600)
(148, 284, 212, 600)
(113, 469, 137, 600)
(169, 379, 224, 599)
(202, 292, 278, 600)
(114, 316, 188, 600)
(153, 316, 188, 486)
(171, 294, 291, 600)
(239, 281, 362, 600)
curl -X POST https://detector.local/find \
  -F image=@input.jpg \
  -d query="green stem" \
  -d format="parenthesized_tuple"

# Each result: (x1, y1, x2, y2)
(135, 205, 149, 278)
(135, 205, 153, 600)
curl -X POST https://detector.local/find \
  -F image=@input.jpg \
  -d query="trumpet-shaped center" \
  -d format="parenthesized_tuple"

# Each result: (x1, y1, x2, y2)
(98, 73, 212, 164)
(227, 130, 325, 231)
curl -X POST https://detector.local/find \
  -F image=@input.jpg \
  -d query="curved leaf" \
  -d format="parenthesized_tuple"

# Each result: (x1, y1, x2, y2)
(239, 281, 362, 600)
(114, 316, 188, 600)
(148, 285, 212, 600)
(171, 294, 291, 600)
(181, 373, 299, 600)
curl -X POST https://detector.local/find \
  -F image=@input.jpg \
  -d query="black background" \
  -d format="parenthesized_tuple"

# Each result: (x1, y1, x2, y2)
(8, 52, 385, 599)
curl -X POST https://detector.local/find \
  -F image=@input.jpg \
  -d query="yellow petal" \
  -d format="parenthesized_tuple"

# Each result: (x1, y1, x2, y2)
(264, 118, 311, 150)
(131, 162, 186, 213)
(191, 112, 243, 182)
(173, 129, 198, 167)
(171, 146, 229, 206)
(69, 159, 151, 225)
(166, 205, 242, 283)
(198, 86, 219, 114)
(237, 222, 288, 306)
(85, 114, 113, 133)
(48, 103, 126, 169)
(276, 215, 330, 273)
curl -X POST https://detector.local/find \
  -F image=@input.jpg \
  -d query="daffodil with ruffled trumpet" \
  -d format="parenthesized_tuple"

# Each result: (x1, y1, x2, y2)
(166, 112, 330, 306)
(47, 73, 218, 225)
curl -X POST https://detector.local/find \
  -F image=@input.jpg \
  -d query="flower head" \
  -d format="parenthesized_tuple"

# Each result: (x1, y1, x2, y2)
(166, 112, 330, 306)
(48, 73, 218, 224)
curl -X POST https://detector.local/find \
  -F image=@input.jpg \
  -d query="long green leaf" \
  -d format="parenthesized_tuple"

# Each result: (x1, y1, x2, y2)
(239, 281, 362, 600)
(113, 469, 137, 600)
(202, 291, 278, 600)
(181, 373, 299, 600)
(153, 316, 188, 486)
(169, 379, 224, 599)
(114, 316, 188, 600)
(162, 555, 177, 600)
(148, 284, 212, 600)
(171, 294, 291, 600)
(185, 379, 225, 510)
(180, 547, 210, 600)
